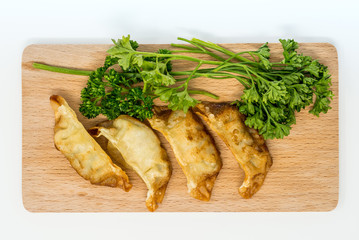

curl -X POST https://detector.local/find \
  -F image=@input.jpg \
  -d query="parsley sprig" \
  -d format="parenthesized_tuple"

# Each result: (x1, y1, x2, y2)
(170, 38, 333, 139)
(34, 37, 218, 121)
(107, 35, 220, 114)
(33, 36, 333, 139)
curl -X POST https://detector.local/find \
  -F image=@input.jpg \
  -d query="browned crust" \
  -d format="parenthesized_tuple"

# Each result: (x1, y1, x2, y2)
(129, 114, 172, 210)
(189, 173, 219, 201)
(238, 173, 265, 199)
(148, 107, 222, 202)
(50, 95, 132, 192)
(87, 127, 101, 138)
(194, 101, 234, 116)
(50, 95, 65, 126)
(193, 101, 272, 199)
(247, 128, 273, 169)
(152, 106, 220, 157)
(91, 171, 132, 192)
(151, 105, 173, 123)
(90, 115, 172, 211)
(188, 108, 221, 202)
(146, 183, 169, 212)
(50, 95, 66, 109)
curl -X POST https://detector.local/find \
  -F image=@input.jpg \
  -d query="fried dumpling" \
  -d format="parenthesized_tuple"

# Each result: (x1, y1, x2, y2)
(50, 95, 131, 191)
(193, 102, 272, 198)
(89, 116, 172, 212)
(148, 106, 222, 201)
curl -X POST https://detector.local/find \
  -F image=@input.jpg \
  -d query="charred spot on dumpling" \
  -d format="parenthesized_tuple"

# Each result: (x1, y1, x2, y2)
(186, 129, 194, 141)
(195, 101, 231, 116)
(151, 106, 172, 122)
(87, 127, 101, 137)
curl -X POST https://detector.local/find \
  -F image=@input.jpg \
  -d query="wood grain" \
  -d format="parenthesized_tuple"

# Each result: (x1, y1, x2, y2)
(22, 43, 338, 212)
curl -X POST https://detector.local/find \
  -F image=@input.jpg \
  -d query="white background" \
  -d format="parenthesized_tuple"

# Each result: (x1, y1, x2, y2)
(1, 0, 358, 239)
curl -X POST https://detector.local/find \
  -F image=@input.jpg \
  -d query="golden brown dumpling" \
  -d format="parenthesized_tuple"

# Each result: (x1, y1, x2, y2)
(148, 106, 222, 201)
(193, 102, 272, 198)
(50, 95, 131, 191)
(89, 116, 171, 212)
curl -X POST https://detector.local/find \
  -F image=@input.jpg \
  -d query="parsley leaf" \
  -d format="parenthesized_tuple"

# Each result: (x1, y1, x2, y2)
(34, 36, 333, 140)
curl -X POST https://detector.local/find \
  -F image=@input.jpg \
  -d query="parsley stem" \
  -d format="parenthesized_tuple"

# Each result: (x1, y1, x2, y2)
(170, 44, 198, 51)
(171, 70, 251, 88)
(170, 49, 204, 54)
(188, 38, 253, 63)
(174, 76, 201, 82)
(172, 40, 226, 61)
(260, 100, 274, 123)
(33, 62, 145, 79)
(135, 51, 222, 66)
(185, 62, 203, 89)
(188, 90, 219, 100)
(32, 62, 92, 76)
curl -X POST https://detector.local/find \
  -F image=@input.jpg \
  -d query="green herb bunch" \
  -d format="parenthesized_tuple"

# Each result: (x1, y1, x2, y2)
(33, 35, 333, 139)
(79, 39, 156, 120)
(169, 38, 333, 139)
(107, 35, 219, 114)
(79, 35, 219, 120)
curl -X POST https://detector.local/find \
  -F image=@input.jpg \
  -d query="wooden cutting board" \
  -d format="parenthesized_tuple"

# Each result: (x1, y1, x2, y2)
(22, 42, 338, 212)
